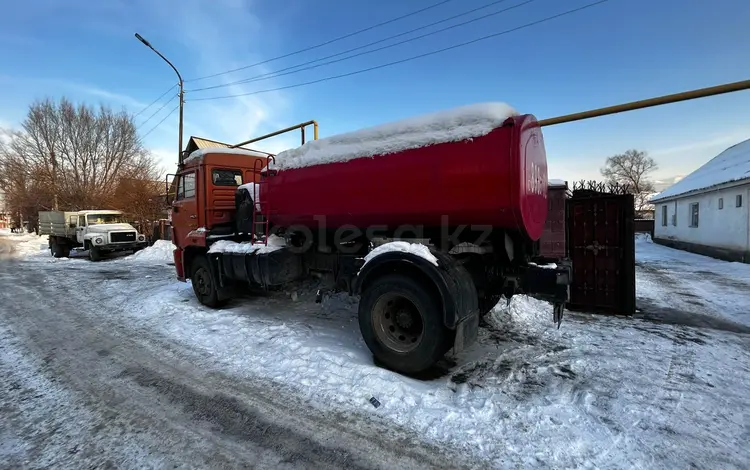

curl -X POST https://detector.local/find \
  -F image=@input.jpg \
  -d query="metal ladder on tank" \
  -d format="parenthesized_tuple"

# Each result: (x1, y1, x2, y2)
(251, 156, 274, 245)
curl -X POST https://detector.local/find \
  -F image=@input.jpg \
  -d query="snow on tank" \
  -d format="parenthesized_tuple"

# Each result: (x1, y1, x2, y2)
(273, 102, 518, 170)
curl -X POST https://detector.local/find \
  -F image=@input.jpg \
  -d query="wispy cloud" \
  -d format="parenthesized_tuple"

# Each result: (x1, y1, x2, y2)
(650, 128, 750, 159)
(3, 0, 300, 172)
(68, 84, 149, 110)
(649, 128, 750, 178)
(124, 0, 299, 169)
(0, 74, 149, 111)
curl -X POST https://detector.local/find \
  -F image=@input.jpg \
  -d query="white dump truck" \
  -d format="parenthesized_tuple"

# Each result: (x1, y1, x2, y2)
(39, 210, 148, 261)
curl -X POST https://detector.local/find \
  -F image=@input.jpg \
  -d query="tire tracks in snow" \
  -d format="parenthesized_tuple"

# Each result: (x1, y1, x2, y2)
(0, 259, 477, 470)
(588, 263, 701, 468)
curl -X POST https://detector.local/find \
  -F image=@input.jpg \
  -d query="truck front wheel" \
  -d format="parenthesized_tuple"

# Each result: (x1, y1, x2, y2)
(190, 256, 225, 308)
(358, 274, 447, 375)
(89, 246, 102, 261)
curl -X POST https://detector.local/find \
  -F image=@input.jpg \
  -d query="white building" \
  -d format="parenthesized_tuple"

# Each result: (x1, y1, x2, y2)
(650, 138, 750, 263)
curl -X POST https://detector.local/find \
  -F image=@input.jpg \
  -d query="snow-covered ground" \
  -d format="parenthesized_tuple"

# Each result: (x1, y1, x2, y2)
(636, 234, 750, 328)
(3, 232, 749, 469)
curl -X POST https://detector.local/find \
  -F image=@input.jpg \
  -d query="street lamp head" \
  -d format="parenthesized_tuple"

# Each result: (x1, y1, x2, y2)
(134, 33, 152, 48)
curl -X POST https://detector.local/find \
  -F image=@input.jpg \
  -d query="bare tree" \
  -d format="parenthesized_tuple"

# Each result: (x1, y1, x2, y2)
(601, 149, 658, 214)
(111, 177, 167, 237)
(0, 97, 161, 224)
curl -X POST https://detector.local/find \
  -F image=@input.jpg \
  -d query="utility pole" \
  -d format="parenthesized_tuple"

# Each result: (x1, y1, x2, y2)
(134, 33, 185, 166)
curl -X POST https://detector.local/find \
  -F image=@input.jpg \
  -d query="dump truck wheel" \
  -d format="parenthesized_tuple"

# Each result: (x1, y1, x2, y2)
(358, 274, 447, 375)
(190, 256, 224, 308)
(51, 241, 66, 258)
(89, 247, 102, 261)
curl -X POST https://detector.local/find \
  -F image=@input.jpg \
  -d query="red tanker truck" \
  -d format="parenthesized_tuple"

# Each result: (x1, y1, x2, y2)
(170, 103, 571, 375)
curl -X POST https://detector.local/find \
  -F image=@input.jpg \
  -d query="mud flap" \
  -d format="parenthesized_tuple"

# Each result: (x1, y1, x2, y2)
(453, 311, 479, 353)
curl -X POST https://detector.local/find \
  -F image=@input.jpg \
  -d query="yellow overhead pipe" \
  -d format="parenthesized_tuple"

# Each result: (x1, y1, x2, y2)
(232, 120, 319, 148)
(538, 79, 750, 127)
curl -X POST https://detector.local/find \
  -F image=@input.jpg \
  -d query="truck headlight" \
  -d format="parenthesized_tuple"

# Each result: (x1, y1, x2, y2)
(138, 235, 146, 242)
(95, 237, 103, 245)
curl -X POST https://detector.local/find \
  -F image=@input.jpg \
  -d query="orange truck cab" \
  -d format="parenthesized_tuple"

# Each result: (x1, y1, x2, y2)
(171, 148, 269, 280)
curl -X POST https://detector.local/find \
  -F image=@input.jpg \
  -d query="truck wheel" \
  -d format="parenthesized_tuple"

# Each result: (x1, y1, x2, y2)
(89, 247, 102, 261)
(51, 242, 64, 258)
(358, 274, 447, 375)
(191, 256, 224, 308)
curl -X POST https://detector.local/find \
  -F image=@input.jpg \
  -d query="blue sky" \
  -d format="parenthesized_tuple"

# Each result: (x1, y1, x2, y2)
(1, 0, 749, 182)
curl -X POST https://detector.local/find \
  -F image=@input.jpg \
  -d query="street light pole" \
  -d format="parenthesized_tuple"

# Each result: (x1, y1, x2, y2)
(134, 33, 185, 166)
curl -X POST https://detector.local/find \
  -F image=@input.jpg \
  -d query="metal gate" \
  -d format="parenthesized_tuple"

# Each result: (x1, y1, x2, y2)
(566, 181, 635, 315)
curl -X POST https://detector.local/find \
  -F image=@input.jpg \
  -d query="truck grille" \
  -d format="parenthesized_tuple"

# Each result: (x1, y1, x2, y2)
(110, 231, 136, 243)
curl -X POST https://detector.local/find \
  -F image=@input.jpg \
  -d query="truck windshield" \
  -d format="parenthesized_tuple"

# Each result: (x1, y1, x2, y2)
(87, 214, 124, 225)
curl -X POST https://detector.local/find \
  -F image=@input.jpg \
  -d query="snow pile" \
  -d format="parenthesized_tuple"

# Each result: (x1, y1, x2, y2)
(651, 137, 750, 201)
(208, 234, 286, 255)
(529, 261, 558, 269)
(0, 233, 49, 258)
(186, 227, 207, 237)
(183, 147, 270, 164)
(274, 102, 518, 170)
(635, 232, 653, 243)
(127, 240, 175, 263)
(490, 294, 553, 335)
(362, 241, 438, 267)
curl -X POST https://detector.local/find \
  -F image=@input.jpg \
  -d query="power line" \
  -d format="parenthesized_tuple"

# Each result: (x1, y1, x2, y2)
(137, 97, 176, 130)
(188, 0, 523, 93)
(140, 105, 179, 140)
(133, 84, 178, 118)
(186, 0, 457, 83)
(190, 0, 609, 102)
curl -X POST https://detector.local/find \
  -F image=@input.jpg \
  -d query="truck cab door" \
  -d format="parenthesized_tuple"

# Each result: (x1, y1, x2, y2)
(75, 215, 86, 245)
(172, 170, 199, 246)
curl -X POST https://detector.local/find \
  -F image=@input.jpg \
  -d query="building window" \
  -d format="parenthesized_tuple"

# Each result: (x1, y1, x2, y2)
(718, 197, 723, 210)
(738, 194, 743, 208)
(661, 205, 668, 226)
(689, 203, 699, 227)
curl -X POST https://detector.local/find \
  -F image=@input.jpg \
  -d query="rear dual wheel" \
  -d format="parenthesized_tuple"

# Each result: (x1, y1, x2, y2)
(50, 242, 70, 258)
(358, 274, 450, 375)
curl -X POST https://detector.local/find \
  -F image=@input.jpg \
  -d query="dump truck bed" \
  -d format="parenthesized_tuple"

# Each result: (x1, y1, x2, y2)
(38, 211, 78, 238)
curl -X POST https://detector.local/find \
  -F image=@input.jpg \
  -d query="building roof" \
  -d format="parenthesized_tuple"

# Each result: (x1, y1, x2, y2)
(184, 136, 274, 157)
(548, 179, 567, 187)
(651, 137, 750, 202)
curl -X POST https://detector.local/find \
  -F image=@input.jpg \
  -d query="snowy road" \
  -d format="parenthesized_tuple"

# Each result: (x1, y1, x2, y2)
(1, 233, 749, 469)
(0, 236, 468, 470)
(636, 235, 750, 328)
